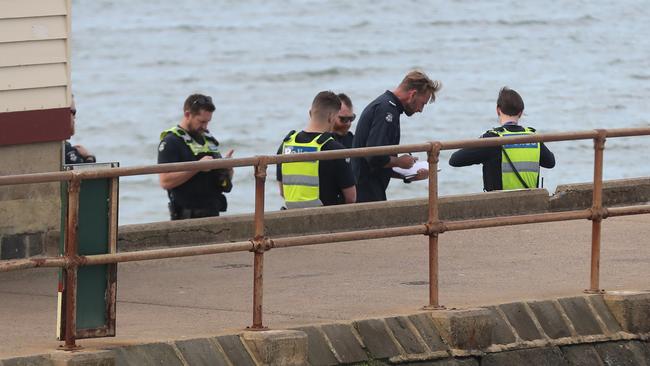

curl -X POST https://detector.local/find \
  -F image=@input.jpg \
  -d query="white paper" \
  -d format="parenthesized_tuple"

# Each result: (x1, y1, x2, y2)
(392, 160, 429, 178)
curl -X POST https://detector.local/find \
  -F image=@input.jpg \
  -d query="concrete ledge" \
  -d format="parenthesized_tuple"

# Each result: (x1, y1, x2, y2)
(550, 177, 650, 211)
(117, 189, 550, 251)
(113, 177, 650, 253)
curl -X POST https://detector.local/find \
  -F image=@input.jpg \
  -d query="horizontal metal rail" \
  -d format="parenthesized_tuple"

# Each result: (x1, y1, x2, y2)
(1, 127, 649, 187)
(3, 205, 650, 273)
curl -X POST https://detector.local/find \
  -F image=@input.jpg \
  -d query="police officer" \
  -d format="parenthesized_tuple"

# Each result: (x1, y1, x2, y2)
(332, 93, 355, 148)
(64, 96, 96, 165)
(158, 94, 234, 220)
(352, 70, 442, 202)
(449, 87, 555, 191)
(277, 91, 356, 208)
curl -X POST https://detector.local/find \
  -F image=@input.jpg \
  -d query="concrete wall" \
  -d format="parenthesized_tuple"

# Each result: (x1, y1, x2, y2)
(117, 177, 650, 252)
(0, 0, 72, 260)
(0, 142, 61, 259)
(4, 291, 649, 365)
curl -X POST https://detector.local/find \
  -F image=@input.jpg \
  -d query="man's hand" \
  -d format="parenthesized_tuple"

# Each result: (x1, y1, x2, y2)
(412, 168, 429, 181)
(396, 154, 417, 169)
(225, 149, 235, 178)
(74, 145, 92, 158)
(199, 155, 214, 172)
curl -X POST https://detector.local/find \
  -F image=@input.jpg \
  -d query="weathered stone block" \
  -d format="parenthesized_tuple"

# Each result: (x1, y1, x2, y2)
(483, 306, 516, 345)
(292, 326, 338, 366)
(385, 316, 427, 354)
(430, 308, 493, 350)
(558, 296, 603, 336)
(319, 323, 367, 364)
(498, 302, 541, 341)
(353, 318, 401, 358)
(604, 291, 650, 333)
(481, 347, 569, 366)
(407, 313, 448, 352)
(1, 234, 26, 260)
(588, 295, 622, 333)
(26, 233, 44, 257)
(241, 330, 307, 366)
(215, 335, 256, 366)
(112, 343, 183, 366)
(560, 344, 604, 366)
(527, 300, 571, 339)
(175, 338, 228, 366)
(594, 341, 648, 366)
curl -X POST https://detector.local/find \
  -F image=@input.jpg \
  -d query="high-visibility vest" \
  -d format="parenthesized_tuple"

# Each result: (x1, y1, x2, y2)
(281, 132, 332, 209)
(160, 126, 222, 158)
(160, 126, 231, 191)
(490, 126, 541, 190)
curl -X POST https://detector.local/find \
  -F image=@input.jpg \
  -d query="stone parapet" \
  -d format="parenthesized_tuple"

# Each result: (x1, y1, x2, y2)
(3, 291, 650, 365)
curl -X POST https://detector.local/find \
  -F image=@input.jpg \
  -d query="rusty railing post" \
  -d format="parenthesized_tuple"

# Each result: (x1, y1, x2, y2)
(424, 142, 445, 310)
(250, 159, 268, 329)
(63, 176, 81, 350)
(586, 130, 606, 294)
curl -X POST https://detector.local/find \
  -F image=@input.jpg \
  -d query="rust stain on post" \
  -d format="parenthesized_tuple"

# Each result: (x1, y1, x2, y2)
(251, 159, 268, 330)
(586, 130, 607, 294)
(424, 142, 444, 310)
(63, 177, 81, 350)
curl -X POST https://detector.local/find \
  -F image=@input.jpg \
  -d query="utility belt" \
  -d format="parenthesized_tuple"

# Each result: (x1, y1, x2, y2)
(168, 195, 226, 220)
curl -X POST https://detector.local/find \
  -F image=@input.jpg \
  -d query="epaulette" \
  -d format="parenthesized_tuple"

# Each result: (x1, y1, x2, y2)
(283, 130, 296, 142)
(527, 126, 537, 132)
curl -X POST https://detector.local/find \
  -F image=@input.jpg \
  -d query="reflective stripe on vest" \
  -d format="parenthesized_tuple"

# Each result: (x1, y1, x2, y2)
(281, 132, 332, 209)
(160, 126, 221, 157)
(491, 127, 541, 190)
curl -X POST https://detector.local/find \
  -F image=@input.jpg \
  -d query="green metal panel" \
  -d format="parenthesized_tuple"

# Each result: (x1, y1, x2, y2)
(76, 178, 109, 329)
(58, 163, 118, 340)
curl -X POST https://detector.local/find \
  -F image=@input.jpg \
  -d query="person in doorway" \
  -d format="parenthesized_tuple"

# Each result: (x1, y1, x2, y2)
(332, 93, 355, 148)
(448, 87, 555, 191)
(351, 70, 442, 202)
(277, 91, 356, 208)
(64, 96, 96, 164)
(158, 94, 234, 220)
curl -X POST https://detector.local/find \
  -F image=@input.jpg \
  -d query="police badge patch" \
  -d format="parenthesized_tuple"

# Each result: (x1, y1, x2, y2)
(158, 141, 166, 152)
(385, 112, 393, 122)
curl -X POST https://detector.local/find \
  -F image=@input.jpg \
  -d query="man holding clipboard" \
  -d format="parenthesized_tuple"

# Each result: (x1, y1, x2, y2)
(351, 70, 442, 202)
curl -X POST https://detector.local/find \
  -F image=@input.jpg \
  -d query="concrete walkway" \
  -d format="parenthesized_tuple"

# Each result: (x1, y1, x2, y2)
(1, 214, 649, 359)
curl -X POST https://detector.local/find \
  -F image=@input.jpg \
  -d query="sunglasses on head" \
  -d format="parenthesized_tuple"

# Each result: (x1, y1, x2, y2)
(191, 95, 213, 107)
(339, 114, 356, 123)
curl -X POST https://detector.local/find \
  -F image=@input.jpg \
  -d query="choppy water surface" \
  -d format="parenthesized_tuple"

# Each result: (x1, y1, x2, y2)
(70, 0, 650, 224)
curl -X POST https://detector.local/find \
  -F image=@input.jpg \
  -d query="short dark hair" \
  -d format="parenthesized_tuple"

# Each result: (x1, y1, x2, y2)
(183, 94, 215, 115)
(399, 70, 442, 103)
(497, 87, 524, 116)
(311, 91, 341, 121)
(337, 93, 353, 109)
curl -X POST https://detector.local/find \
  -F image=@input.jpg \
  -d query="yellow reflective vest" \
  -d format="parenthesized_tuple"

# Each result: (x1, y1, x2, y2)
(281, 132, 332, 209)
(160, 126, 222, 157)
(490, 126, 541, 190)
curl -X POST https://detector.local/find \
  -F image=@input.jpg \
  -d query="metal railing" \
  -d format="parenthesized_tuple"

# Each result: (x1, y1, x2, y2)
(2, 127, 650, 350)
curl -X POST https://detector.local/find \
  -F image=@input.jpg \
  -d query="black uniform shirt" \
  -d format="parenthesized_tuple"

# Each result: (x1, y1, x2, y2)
(333, 131, 354, 148)
(158, 128, 226, 210)
(276, 131, 355, 206)
(351, 90, 403, 202)
(448, 123, 556, 191)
